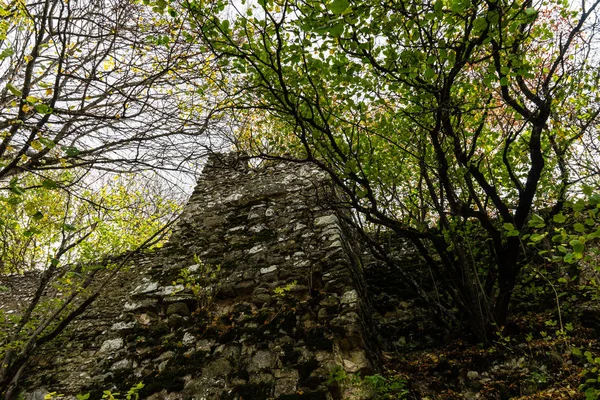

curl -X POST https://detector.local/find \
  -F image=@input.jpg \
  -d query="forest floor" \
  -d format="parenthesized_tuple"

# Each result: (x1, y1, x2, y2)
(370, 294, 600, 399)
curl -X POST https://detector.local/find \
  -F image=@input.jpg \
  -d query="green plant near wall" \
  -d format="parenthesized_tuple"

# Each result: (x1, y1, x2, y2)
(174, 254, 221, 310)
(572, 347, 600, 400)
(363, 374, 410, 399)
(37, 382, 145, 400)
(327, 365, 409, 399)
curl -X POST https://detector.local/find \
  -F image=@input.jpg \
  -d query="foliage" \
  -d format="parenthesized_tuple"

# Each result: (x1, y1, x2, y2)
(38, 382, 145, 400)
(0, 0, 221, 180)
(0, 172, 180, 274)
(174, 254, 221, 309)
(0, 171, 179, 396)
(327, 365, 409, 399)
(273, 280, 297, 296)
(180, 0, 600, 341)
(573, 347, 600, 399)
(362, 374, 410, 399)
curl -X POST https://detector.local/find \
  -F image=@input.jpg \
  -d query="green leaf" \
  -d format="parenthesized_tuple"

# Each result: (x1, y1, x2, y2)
(424, 68, 435, 79)
(500, 76, 509, 86)
(39, 137, 56, 149)
(23, 228, 40, 237)
(570, 239, 584, 254)
(574, 223, 586, 233)
(0, 47, 14, 60)
(329, 0, 350, 14)
(62, 146, 80, 157)
(9, 178, 25, 195)
(528, 214, 545, 228)
(63, 223, 77, 232)
(41, 179, 58, 189)
(553, 213, 566, 223)
(573, 199, 586, 212)
(524, 7, 538, 17)
(34, 103, 53, 114)
(329, 22, 345, 37)
(32, 211, 44, 221)
(6, 83, 21, 97)
(503, 223, 515, 231)
(530, 233, 546, 242)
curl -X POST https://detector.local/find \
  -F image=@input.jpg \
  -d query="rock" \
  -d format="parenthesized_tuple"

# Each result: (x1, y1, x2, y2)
(248, 350, 275, 372)
(166, 302, 190, 316)
(318, 308, 328, 320)
(182, 332, 195, 346)
(260, 265, 277, 274)
(111, 359, 132, 371)
(196, 339, 215, 353)
(342, 350, 370, 373)
(167, 314, 185, 328)
(202, 358, 232, 379)
(25, 389, 48, 400)
(341, 290, 358, 305)
(315, 215, 339, 226)
(467, 370, 479, 380)
(155, 351, 175, 362)
(111, 321, 135, 331)
(99, 338, 123, 353)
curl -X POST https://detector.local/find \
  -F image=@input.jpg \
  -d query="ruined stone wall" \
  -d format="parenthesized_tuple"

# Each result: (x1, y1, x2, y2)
(3, 154, 378, 399)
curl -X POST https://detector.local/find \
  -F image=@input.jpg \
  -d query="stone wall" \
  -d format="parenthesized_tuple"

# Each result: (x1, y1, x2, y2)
(3, 154, 378, 399)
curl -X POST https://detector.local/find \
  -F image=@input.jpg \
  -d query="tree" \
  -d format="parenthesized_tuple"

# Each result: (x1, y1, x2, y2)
(0, 0, 224, 394)
(0, 0, 225, 183)
(0, 170, 180, 397)
(181, 0, 600, 340)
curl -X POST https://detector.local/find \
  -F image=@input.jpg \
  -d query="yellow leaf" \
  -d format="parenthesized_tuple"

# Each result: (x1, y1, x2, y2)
(24, 54, 32, 62)
(26, 95, 39, 103)
(22, 104, 31, 112)
(45, 88, 53, 96)
(30, 140, 42, 151)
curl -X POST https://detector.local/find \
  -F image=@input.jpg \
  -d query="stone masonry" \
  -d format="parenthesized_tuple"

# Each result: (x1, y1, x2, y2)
(4, 153, 378, 399)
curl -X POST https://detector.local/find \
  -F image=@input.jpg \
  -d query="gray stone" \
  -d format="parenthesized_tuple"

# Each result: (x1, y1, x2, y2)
(133, 281, 159, 295)
(248, 350, 275, 372)
(260, 265, 277, 274)
(99, 338, 123, 353)
(249, 372, 274, 385)
(318, 308, 329, 320)
(155, 351, 175, 362)
(166, 302, 190, 316)
(341, 290, 358, 305)
(25, 389, 48, 400)
(196, 339, 215, 353)
(111, 321, 135, 331)
(157, 284, 185, 296)
(202, 358, 232, 379)
(111, 359, 132, 371)
(124, 298, 158, 311)
(315, 215, 339, 226)
(248, 244, 265, 254)
(182, 332, 195, 346)
(167, 314, 185, 328)
(252, 293, 272, 306)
